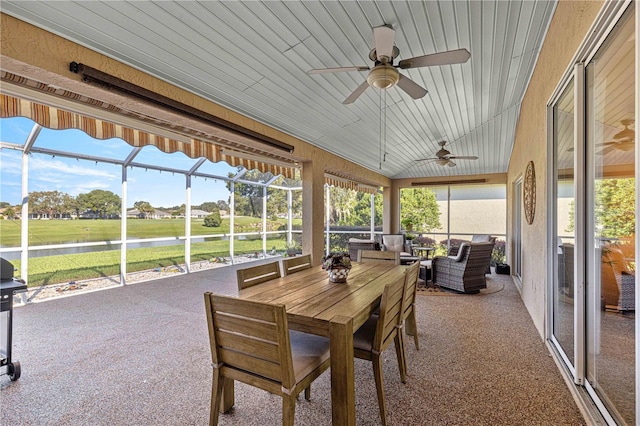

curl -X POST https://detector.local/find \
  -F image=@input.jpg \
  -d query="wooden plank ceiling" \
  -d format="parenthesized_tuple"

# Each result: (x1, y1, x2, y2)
(1, 0, 557, 179)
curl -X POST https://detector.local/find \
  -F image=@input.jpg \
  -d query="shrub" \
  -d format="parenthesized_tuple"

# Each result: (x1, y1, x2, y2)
(203, 212, 222, 227)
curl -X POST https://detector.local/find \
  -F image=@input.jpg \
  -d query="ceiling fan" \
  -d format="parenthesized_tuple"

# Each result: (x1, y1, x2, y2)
(416, 141, 478, 167)
(599, 118, 635, 155)
(308, 25, 471, 104)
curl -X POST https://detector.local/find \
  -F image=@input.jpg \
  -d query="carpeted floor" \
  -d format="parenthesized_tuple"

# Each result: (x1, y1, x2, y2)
(0, 262, 586, 425)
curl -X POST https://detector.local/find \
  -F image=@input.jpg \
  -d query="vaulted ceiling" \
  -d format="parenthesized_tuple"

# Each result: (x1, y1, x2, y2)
(1, 0, 557, 179)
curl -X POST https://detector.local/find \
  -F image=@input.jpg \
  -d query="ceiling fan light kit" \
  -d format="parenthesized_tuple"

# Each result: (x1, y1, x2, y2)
(367, 65, 399, 89)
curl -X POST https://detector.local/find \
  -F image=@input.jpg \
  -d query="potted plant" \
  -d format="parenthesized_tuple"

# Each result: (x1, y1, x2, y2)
(285, 241, 300, 257)
(322, 252, 352, 282)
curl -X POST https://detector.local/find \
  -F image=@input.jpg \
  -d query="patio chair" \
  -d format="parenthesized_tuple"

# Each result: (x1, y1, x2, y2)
(347, 238, 380, 260)
(401, 260, 420, 350)
(236, 261, 281, 290)
(381, 234, 412, 256)
(281, 254, 312, 276)
(448, 235, 496, 274)
(353, 274, 406, 426)
(357, 249, 400, 264)
(432, 242, 494, 293)
(601, 244, 635, 311)
(394, 261, 420, 383)
(204, 293, 330, 426)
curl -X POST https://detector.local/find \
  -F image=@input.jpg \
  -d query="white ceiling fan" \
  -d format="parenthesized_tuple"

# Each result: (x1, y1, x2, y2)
(308, 25, 471, 104)
(415, 141, 478, 167)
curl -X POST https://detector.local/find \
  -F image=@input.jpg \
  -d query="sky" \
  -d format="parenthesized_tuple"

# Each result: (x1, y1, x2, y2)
(0, 117, 238, 208)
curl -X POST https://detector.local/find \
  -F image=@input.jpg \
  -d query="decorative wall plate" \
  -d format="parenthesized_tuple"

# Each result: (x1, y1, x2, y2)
(524, 161, 536, 225)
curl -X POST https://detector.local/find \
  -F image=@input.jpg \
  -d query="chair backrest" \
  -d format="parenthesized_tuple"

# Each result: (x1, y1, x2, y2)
(402, 261, 420, 321)
(236, 261, 282, 290)
(464, 242, 494, 271)
(347, 239, 381, 259)
(357, 249, 400, 264)
(282, 254, 312, 276)
(204, 293, 296, 390)
(381, 234, 406, 253)
(373, 275, 406, 353)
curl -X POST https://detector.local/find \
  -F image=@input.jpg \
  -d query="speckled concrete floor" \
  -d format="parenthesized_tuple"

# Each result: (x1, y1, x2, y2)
(1, 261, 586, 425)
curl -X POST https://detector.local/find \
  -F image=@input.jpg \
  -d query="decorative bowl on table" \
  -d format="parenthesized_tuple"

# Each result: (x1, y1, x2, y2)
(322, 252, 352, 283)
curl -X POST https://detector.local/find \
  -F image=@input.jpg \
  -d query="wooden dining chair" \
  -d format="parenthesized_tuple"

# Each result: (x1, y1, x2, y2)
(357, 249, 401, 265)
(353, 274, 406, 426)
(395, 260, 421, 383)
(204, 293, 331, 426)
(402, 260, 420, 349)
(281, 254, 312, 276)
(236, 261, 281, 290)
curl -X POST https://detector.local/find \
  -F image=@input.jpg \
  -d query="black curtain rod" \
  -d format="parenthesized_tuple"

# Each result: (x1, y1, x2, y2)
(69, 62, 294, 153)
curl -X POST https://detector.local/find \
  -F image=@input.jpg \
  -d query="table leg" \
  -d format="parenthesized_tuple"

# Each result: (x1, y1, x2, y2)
(329, 315, 355, 426)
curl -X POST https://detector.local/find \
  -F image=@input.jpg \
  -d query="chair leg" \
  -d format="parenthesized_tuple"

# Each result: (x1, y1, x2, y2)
(304, 385, 311, 400)
(372, 354, 388, 426)
(210, 370, 224, 426)
(408, 309, 419, 350)
(282, 394, 296, 426)
(394, 331, 407, 384)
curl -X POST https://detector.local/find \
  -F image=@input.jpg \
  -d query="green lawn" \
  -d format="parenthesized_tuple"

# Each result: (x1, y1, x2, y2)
(1, 217, 301, 287)
(0, 216, 300, 246)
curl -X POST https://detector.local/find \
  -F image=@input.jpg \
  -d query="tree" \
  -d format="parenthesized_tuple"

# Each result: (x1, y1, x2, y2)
(3, 206, 16, 219)
(400, 188, 441, 232)
(226, 170, 273, 217)
(216, 200, 229, 211)
(595, 178, 635, 239)
(199, 202, 220, 213)
(77, 190, 121, 219)
(134, 201, 155, 218)
(29, 190, 67, 218)
(328, 186, 358, 225)
(0, 202, 10, 209)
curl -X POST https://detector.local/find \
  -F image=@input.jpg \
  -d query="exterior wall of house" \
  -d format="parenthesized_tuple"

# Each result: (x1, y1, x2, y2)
(507, 0, 604, 335)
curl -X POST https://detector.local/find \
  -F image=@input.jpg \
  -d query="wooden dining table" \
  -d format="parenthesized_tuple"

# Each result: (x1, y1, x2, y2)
(229, 260, 407, 425)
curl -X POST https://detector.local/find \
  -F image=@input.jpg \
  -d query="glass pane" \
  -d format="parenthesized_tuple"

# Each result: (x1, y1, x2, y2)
(449, 184, 507, 263)
(553, 78, 575, 366)
(586, 6, 635, 424)
(0, 146, 23, 251)
(429, 186, 449, 256)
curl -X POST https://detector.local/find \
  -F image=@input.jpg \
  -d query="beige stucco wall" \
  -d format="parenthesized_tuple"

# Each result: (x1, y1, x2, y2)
(507, 0, 604, 336)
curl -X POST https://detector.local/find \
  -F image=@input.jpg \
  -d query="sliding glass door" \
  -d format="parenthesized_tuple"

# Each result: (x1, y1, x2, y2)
(549, 3, 635, 424)
(584, 7, 635, 424)
(551, 78, 576, 369)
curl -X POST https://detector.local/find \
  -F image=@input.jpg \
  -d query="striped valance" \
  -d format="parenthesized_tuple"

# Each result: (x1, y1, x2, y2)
(324, 174, 380, 194)
(0, 94, 295, 178)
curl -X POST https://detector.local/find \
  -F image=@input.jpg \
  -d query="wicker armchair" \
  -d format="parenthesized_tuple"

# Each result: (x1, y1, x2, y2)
(448, 235, 496, 274)
(432, 242, 494, 293)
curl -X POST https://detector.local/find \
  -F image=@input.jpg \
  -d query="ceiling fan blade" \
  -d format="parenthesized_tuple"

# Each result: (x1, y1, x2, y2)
(448, 155, 478, 160)
(373, 25, 395, 62)
(414, 157, 438, 162)
(396, 74, 427, 99)
(308, 66, 369, 74)
(343, 80, 370, 104)
(398, 48, 471, 69)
